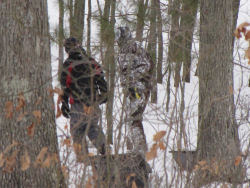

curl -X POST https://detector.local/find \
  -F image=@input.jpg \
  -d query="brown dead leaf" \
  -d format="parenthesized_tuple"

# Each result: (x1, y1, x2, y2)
(20, 149, 30, 171)
(234, 22, 250, 38)
(56, 96, 62, 118)
(62, 139, 71, 147)
(4, 150, 18, 173)
(61, 165, 68, 179)
(27, 123, 35, 138)
(17, 112, 27, 122)
(146, 143, 158, 161)
(85, 177, 92, 188)
(153, 131, 166, 142)
(48, 87, 64, 97)
(0, 153, 4, 168)
(229, 85, 234, 95)
(64, 124, 68, 130)
(3, 141, 19, 154)
(42, 154, 52, 168)
(245, 31, 250, 40)
(34, 147, 48, 167)
(16, 93, 25, 111)
(159, 141, 166, 150)
(5, 101, 14, 119)
(54, 87, 64, 95)
(234, 155, 242, 166)
(50, 153, 59, 163)
(33, 110, 41, 123)
(245, 47, 250, 60)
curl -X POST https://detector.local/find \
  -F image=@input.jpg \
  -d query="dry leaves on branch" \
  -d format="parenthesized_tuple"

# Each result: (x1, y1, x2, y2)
(234, 155, 242, 166)
(245, 47, 250, 65)
(48, 87, 64, 97)
(56, 96, 62, 118)
(4, 150, 19, 173)
(153, 131, 166, 142)
(61, 165, 69, 179)
(85, 177, 93, 188)
(32, 110, 41, 123)
(159, 141, 166, 150)
(62, 138, 71, 147)
(41, 153, 59, 168)
(27, 122, 35, 138)
(17, 112, 28, 122)
(16, 93, 25, 111)
(34, 147, 48, 167)
(5, 101, 14, 119)
(20, 149, 30, 171)
(234, 22, 250, 39)
(146, 143, 158, 161)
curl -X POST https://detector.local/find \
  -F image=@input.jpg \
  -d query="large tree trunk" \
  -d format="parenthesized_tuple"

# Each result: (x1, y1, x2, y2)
(195, 0, 244, 186)
(0, 1, 65, 187)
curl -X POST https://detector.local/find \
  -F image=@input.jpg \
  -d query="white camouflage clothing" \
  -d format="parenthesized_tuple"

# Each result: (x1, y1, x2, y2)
(116, 27, 154, 155)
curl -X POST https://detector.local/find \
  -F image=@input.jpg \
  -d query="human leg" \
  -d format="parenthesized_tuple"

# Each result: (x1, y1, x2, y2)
(86, 106, 106, 155)
(70, 103, 89, 161)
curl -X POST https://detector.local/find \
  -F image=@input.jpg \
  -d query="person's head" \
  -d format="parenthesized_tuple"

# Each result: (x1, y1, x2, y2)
(115, 26, 132, 46)
(64, 37, 87, 57)
(63, 37, 81, 53)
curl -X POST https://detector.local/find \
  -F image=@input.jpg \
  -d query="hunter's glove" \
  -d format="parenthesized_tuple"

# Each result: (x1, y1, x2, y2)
(61, 102, 70, 118)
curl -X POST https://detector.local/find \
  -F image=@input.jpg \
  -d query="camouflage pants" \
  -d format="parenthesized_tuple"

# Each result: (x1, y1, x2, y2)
(126, 82, 150, 155)
(70, 103, 106, 155)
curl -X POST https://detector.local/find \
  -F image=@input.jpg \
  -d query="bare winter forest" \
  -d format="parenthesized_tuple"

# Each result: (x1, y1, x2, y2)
(0, 0, 249, 187)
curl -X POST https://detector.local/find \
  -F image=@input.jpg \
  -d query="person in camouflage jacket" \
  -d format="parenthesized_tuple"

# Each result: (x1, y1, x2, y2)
(60, 37, 108, 160)
(116, 27, 154, 155)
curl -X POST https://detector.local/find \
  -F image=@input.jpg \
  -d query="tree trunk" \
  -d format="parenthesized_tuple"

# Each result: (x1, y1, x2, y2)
(135, 0, 148, 42)
(195, 0, 244, 186)
(156, 0, 163, 84)
(58, 0, 65, 79)
(71, 0, 85, 42)
(86, 0, 91, 56)
(0, 1, 65, 187)
(147, 0, 157, 103)
(180, 0, 198, 83)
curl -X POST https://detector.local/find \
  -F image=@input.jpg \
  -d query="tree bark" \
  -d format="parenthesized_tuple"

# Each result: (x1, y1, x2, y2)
(180, 0, 198, 83)
(0, 0, 65, 187)
(86, 0, 91, 56)
(156, 0, 163, 84)
(58, 0, 65, 78)
(135, 0, 148, 42)
(71, 0, 86, 42)
(147, 0, 157, 103)
(195, 0, 244, 186)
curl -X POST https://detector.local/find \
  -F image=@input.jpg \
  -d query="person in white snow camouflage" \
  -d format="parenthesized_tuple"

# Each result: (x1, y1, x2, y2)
(115, 27, 154, 155)
(60, 37, 108, 161)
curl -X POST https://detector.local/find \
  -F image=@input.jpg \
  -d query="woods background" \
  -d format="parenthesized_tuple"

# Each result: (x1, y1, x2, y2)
(0, 0, 249, 187)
